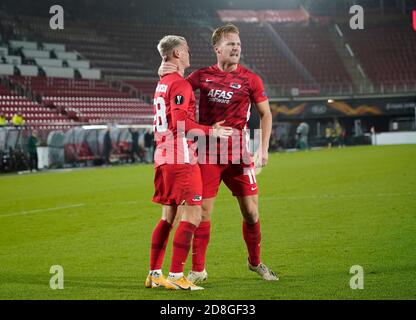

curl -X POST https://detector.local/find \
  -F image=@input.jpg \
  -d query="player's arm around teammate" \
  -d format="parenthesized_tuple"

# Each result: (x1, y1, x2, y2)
(190, 25, 278, 282)
(146, 35, 233, 290)
(157, 25, 278, 282)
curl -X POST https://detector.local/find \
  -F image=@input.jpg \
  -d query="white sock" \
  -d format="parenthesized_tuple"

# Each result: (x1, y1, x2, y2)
(150, 269, 162, 277)
(168, 272, 183, 280)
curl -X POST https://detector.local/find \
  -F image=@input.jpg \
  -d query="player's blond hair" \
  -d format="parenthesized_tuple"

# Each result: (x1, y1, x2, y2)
(157, 35, 186, 58)
(211, 23, 239, 46)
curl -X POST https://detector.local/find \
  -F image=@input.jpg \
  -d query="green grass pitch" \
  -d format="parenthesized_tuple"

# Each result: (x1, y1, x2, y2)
(0, 145, 415, 300)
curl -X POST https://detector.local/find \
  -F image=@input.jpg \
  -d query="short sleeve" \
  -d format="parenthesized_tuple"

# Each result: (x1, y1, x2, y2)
(250, 74, 268, 104)
(169, 79, 193, 111)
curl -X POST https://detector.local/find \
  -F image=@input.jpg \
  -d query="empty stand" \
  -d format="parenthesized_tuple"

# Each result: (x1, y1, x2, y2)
(235, 22, 308, 88)
(124, 79, 157, 100)
(11, 76, 129, 98)
(1, 76, 153, 128)
(45, 97, 152, 125)
(272, 24, 352, 86)
(343, 24, 416, 85)
(1, 9, 414, 102)
(0, 90, 72, 128)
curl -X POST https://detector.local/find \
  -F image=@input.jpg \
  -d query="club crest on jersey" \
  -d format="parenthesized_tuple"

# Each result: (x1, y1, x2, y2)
(175, 95, 184, 105)
(230, 83, 241, 89)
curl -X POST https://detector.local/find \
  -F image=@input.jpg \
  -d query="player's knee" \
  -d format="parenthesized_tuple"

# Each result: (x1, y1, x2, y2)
(162, 208, 177, 225)
(184, 205, 202, 226)
(201, 202, 213, 221)
(190, 215, 202, 227)
(244, 211, 259, 224)
(192, 214, 202, 227)
(241, 201, 259, 224)
(201, 207, 211, 221)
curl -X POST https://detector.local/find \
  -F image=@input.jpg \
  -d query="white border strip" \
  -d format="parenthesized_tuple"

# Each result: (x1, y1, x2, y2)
(0, 204, 85, 218)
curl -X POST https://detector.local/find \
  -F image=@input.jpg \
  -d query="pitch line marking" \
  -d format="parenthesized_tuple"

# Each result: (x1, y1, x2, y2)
(265, 191, 416, 201)
(216, 191, 416, 202)
(0, 204, 85, 218)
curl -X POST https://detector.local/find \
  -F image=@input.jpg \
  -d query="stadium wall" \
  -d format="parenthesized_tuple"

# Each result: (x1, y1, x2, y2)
(270, 96, 416, 122)
(269, 95, 416, 149)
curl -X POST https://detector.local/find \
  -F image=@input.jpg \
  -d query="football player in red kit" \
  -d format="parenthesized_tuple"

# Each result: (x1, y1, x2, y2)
(159, 24, 278, 283)
(145, 35, 233, 290)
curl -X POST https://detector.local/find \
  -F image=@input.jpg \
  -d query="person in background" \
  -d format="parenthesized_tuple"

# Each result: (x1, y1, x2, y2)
(27, 130, 38, 172)
(144, 129, 154, 163)
(334, 120, 343, 148)
(12, 112, 25, 127)
(129, 128, 140, 163)
(0, 113, 7, 127)
(103, 127, 112, 165)
(325, 122, 333, 149)
(340, 126, 347, 147)
(296, 121, 309, 150)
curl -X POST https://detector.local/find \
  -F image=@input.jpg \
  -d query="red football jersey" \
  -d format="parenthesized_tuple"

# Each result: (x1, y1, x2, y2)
(153, 72, 211, 167)
(187, 64, 268, 158)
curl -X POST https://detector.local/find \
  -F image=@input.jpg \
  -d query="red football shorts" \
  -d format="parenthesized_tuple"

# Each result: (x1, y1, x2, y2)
(153, 164, 203, 206)
(200, 162, 258, 198)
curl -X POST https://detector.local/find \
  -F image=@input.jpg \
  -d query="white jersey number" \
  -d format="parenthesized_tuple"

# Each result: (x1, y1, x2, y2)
(154, 96, 168, 133)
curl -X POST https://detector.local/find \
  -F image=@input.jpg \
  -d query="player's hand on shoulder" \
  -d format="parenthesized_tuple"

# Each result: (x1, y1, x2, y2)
(158, 59, 178, 77)
(211, 120, 233, 138)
